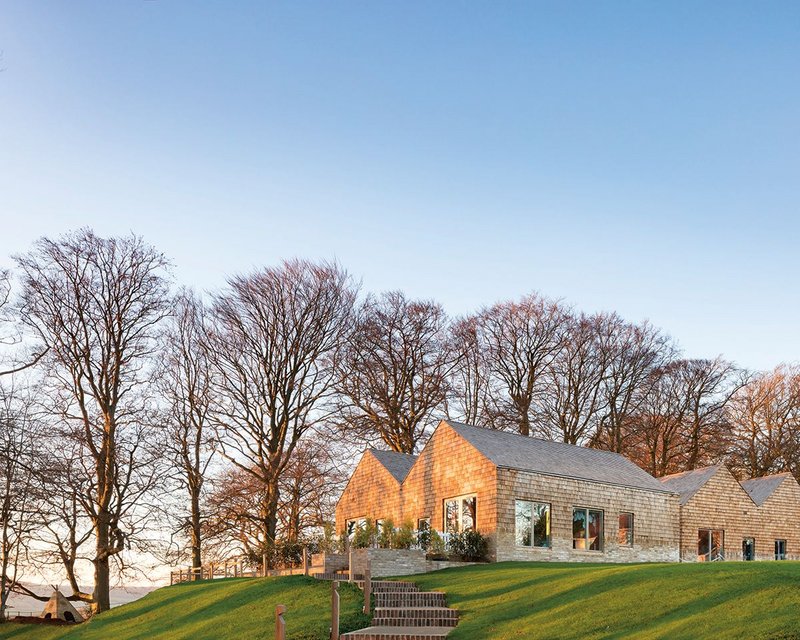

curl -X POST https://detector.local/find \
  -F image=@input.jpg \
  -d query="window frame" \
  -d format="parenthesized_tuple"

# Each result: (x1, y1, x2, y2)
(775, 539, 787, 561)
(573, 507, 604, 552)
(443, 493, 477, 534)
(514, 499, 552, 548)
(618, 512, 634, 547)
(697, 528, 724, 561)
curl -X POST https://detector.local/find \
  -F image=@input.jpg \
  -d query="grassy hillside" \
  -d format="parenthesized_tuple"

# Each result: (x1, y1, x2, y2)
(412, 561, 800, 640)
(2, 562, 799, 640)
(0, 576, 368, 640)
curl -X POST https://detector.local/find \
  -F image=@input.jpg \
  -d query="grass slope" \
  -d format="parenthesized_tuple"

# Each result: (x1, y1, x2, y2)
(411, 561, 800, 640)
(0, 576, 368, 640)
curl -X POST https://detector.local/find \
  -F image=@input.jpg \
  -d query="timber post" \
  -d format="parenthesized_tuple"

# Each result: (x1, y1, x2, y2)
(348, 548, 353, 582)
(303, 547, 309, 576)
(263, 553, 268, 578)
(330, 580, 340, 640)
(275, 604, 286, 640)
(362, 562, 371, 615)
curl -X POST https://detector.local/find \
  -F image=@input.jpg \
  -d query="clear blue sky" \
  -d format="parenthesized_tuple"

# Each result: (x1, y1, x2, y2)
(1, 1, 798, 371)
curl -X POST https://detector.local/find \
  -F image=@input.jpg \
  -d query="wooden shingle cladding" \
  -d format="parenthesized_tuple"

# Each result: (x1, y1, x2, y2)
(661, 466, 800, 561)
(335, 421, 680, 563)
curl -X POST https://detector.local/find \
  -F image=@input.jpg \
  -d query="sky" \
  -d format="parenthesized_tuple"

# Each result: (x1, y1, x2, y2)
(0, 1, 798, 372)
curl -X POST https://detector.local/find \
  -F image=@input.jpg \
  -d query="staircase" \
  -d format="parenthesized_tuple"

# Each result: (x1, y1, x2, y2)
(341, 579, 457, 639)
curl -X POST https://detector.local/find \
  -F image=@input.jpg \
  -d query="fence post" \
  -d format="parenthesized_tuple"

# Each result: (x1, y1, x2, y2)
(303, 547, 309, 577)
(209, 562, 214, 580)
(362, 562, 371, 615)
(348, 548, 353, 583)
(275, 604, 286, 640)
(263, 553, 268, 578)
(331, 580, 340, 640)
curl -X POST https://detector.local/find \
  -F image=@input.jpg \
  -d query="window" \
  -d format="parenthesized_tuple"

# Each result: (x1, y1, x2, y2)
(346, 518, 366, 539)
(515, 500, 551, 547)
(775, 540, 787, 560)
(444, 494, 477, 533)
(698, 529, 724, 561)
(573, 508, 603, 551)
(417, 517, 430, 532)
(618, 513, 634, 546)
(742, 538, 755, 561)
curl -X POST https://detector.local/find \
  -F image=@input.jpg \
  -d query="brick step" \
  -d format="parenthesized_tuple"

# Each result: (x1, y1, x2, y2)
(312, 572, 364, 581)
(341, 626, 452, 639)
(374, 592, 447, 608)
(373, 606, 458, 627)
(355, 580, 419, 592)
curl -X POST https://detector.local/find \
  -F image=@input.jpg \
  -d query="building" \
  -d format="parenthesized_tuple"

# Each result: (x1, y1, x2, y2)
(336, 420, 681, 563)
(337, 420, 800, 563)
(660, 465, 800, 561)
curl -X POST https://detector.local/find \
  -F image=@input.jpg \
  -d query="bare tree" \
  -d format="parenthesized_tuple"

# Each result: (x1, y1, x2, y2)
(206, 260, 356, 560)
(726, 366, 800, 478)
(539, 312, 613, 444)
(335, 291, 453, 453)
(0, 382, 45, 618)
(446, 316, 495, 426)
(13, 229, 170, 612)
(158, 289, 215, 576)
(478, 294, 568, 435)
(591, 318, 674, 454)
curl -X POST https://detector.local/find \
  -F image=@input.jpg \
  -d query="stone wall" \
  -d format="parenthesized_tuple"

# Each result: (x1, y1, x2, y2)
(310, 552, 349, 574)
(350, 548, 479, 578)
(495, 468, 680, 563)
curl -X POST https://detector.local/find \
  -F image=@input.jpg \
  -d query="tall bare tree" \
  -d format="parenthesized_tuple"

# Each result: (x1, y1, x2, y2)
(539, 312, 613, 444)
(726, 366, 800, 478)
(0, 382, 44, 618)
(335, 291, 453, 453)
(159, 289, 215, 575)
(478, 294, 568, 435)
(446, 316, 495, 426)
(14, 229, 170, 612)
(207, 260, 356, 559)
(591, 317, 674, 453)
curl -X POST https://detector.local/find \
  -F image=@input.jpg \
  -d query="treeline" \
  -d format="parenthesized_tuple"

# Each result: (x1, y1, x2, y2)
(0, 229, 798, 614)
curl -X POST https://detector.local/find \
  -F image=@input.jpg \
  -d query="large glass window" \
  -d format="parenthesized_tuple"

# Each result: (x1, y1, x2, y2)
(775, 540, 787, 560)
(698, 529, 724, 561)
(444, 494, 477, 533)
(573, 507, 603, 551)
(618, 513, 634, 546)
(742, 538, 755, 561)
(515, 500, 551, 547)
(346, 518, 366, 539)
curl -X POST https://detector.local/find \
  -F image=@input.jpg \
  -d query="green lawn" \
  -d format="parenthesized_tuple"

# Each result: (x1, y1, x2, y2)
(411, 561, 800, 640)
(2, 563, 799, 640)
(0, 576, 368, 640)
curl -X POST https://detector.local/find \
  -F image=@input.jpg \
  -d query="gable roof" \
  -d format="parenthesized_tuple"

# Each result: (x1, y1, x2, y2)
(658, 466, 722, 505)
(368, 449, 418, 483)
(740, 473, 792, 506)
(443, 421, 672, 494)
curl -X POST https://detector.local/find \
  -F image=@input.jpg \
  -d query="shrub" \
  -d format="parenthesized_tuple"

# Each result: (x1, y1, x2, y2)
(447, 530, 488, 562)
(352, 518, 377, 549)
(378, 519, 395, 549)
(392, 520, 416, 550)
(427, 529, 447, 560)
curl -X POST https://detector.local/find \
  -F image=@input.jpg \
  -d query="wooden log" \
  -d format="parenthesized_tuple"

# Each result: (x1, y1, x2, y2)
(275, 604, 286, 640)
(331, 581, 339, 640)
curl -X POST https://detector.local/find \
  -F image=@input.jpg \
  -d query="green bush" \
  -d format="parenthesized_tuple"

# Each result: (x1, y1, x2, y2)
(427, 529, 447, 560)
(392, 520, 416, 550)
(378, 518, 395, 549)
(352, 518, 377, 549)
(447, 530, 489, 562)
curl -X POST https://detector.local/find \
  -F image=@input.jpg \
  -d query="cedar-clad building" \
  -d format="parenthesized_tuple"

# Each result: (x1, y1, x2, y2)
(337, 420, 800, 563)
(336, 420, 680, 562)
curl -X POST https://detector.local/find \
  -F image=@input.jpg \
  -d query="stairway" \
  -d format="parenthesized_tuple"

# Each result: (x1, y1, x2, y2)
(341, 579, 457, 640)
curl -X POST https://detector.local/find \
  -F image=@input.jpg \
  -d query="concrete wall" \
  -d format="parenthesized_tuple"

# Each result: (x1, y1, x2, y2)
(495, 468, 680, 563)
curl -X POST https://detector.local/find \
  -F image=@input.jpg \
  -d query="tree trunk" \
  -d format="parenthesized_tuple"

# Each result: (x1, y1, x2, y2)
(93, 515, 111, 613)
(191, 489, 202, 577)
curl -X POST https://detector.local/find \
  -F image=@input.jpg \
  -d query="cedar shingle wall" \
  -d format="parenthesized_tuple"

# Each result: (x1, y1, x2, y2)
(495, 468, 680, 562)
(335, 452, 402, 533)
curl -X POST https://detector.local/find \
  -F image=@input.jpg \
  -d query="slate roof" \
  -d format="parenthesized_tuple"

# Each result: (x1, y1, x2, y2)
(368, 449, 418, 483)
(740, 473, 791, 506)
(658, 466, 721, 505)
(443, 421, 672, 494)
